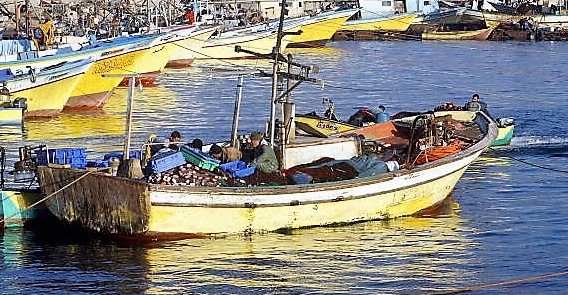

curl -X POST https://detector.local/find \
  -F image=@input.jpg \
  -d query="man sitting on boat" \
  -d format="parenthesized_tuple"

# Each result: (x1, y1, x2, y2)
(209, 144, 242, 164)
(247, 131, 279, 173)
(464, 94, 488, 113)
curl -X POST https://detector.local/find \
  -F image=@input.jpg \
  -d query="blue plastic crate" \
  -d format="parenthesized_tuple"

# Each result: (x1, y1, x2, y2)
(103, 150, 141, 161)
(37, 148, 87, 168)
(180, 146, 220, 171)
(219, 160, 256, 178)
(87, 159, 109, 168)
(147, 151, 186, 173)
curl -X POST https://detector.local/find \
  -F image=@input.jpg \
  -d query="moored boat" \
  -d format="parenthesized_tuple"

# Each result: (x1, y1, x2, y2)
(339, 13, 418, 32)
(286, 9, 359, 47)
(1, 145, 54, 227)
(295, 103, 515, 147)
(421, 26, 494, 41)
(165, 26, 219, 68)
(193, 21, 303, 60)
(2, 58, 93, 118)
(37, 108, 497, 237)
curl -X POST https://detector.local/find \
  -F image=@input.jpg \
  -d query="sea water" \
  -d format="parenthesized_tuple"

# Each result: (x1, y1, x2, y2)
(1, 40, 568, 294)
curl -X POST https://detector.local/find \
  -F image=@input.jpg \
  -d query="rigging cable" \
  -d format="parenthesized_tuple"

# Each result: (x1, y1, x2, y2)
(487, 147, 568, 174)
(426, 269, 568, 295)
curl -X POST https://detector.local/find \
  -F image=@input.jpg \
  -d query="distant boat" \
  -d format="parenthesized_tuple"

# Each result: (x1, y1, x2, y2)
(286, 9, 360, 47)
(295, 105, 514, 147)
(165, 26, 219, 68)
(421, 26, 494, 40)
(193, 21, 303, 60)
(2, 58, 93, 118)
(339, 13, 418, 32)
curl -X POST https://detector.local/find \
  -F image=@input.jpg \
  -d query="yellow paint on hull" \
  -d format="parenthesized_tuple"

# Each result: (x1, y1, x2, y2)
(194, 28, 296, 60)
(340, 13, 417, 32)
(15, 73, 85, 117)
(166, 27, 217, 67)
(131, 43, 174, 74)
(422, 27, 493, 41)
(67, 48, 148, 109)
(295, 115, 355, 137)
(147, 166, 468, 234)
(1, 189, 49, 226)
(288, 10, 357, 46)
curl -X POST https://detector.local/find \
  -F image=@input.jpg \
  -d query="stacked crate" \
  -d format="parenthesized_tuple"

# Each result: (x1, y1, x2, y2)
(37, 148, 87, 168)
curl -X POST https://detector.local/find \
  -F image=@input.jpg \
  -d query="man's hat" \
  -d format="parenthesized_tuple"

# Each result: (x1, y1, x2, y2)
(250, 131, 264, 140)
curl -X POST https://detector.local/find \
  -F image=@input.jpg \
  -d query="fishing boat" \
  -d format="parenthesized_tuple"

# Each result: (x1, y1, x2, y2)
(286, 9, 359, 47)
(0, 145, 53, 227)
(192, 21, 303, 60)
(339, 13, 418, 32)
(165, 26, 219, 68)
(2, 58, 94, 118)
(421, 26, 494, 41)
(295, 102, 514, 147)
(0, 34, 157, 112)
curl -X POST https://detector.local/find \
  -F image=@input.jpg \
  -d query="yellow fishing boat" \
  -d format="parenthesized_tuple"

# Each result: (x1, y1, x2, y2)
(287, 9, 359, 47)
(422, 27, 494, 41)
(339, 13, 417, 32)
(37, 110, 497, 237)
(66, 44, 150, 110)
(166, 26, 218, 68)
(4, 59, 93, 118)
(193, 21, 302, 60)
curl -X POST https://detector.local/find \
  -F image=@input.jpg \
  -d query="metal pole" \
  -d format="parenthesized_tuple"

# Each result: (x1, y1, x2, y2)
(231, 75, 244, 147)
(269, 0, 287, 146)
(123, 76, 136, 160)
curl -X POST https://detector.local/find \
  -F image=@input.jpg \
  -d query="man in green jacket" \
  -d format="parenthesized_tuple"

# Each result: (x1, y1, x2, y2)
(250, 131, 279, 173)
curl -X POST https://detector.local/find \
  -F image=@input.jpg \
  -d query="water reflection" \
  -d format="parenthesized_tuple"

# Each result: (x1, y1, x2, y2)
(139, 198, 478, 294)
(1, 227, 151, 294)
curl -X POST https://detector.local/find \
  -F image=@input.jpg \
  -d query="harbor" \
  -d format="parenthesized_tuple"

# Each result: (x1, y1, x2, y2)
(2, 0, 568, 293)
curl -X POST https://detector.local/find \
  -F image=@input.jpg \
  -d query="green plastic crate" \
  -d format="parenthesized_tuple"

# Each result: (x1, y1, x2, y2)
(181, 146, 220, 171)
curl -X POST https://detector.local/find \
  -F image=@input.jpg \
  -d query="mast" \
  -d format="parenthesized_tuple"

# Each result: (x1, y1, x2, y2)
(268, 0, 288, 146)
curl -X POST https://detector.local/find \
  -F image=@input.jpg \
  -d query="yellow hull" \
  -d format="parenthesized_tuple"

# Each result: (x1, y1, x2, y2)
(131, 43, 174, 74)
(1, 189, 51, 227)
(288, 9, 359, 47)
(295, 115, 356, 137)
(15, 74, 85, 117)
(147, 166, 468, 234)
(422, 27, 493, 41)
(67, 48, 148, 109)
(194, 23, 302, 59)
(340, 13, 417, 32)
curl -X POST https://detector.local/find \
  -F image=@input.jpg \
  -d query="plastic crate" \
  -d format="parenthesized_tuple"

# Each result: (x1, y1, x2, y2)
(147, 151, 186, 173)
(219, 160, 256, 178)
(103, 150, 141, 161)
(87, 159, 109, 168)
(180, 146, 220, 171)
(37, 148, 87, 168)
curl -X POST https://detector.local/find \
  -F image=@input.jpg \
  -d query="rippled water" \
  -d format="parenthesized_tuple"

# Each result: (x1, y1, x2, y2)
(2, 40, 568, 294)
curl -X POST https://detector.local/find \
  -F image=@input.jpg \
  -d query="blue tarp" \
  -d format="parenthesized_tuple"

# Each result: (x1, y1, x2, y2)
(0, 40, 35, 56)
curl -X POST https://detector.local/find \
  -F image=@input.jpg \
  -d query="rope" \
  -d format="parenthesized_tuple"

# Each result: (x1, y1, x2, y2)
(0, 169, 96, 224)
(487, 147, 568, 174)
(427, 270, 568, 295)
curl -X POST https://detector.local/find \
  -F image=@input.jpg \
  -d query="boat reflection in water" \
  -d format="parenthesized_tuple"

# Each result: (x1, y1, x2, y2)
(140, 197, 479, 294)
